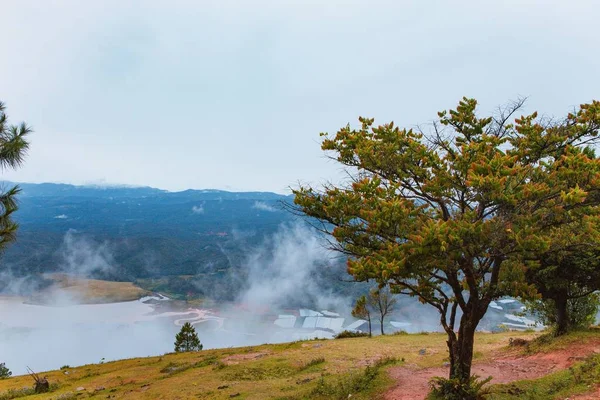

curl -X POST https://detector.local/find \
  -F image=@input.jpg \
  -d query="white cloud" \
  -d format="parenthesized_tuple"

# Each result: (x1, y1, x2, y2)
(192, 205, 204, 214)
(252, 201, 277, 212)
(59, 229, 115, 276)
(239, 223, 348, 311)
(1, 1, 599, 192)
(54, 214, 68, 219)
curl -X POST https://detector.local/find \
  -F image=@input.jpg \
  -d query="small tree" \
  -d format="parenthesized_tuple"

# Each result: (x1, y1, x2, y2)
(526, 247, 600, 335)
(174, 322, 202, 352)
(0, 363, 11, 379)
(351, 295, 372, 337)
(526, 293, 600, 335)
(368, 288, 397, 335)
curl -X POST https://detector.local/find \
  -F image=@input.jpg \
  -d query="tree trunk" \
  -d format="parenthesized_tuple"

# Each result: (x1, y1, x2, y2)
(445, 309, 480, 391)
(380, 317, 385, 335)
(555, 290, 569, 336)
(447, 325, 476, 383)
(368, 318, 372, 337)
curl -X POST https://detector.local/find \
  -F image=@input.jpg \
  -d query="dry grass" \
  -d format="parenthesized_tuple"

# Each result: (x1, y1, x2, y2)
(0, 331, 537, 399)
(28, 274, 149, 304)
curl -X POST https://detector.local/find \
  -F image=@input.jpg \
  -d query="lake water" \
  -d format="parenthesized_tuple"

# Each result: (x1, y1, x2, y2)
(0, 296, 177, 374)
(0, 295, 543, 375)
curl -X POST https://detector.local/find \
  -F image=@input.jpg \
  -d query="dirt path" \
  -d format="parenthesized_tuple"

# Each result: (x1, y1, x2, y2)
(570, 387, 600, 399)
(384, 339, 600, 400)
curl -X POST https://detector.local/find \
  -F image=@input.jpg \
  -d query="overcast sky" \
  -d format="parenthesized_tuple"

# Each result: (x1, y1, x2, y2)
(1, 0, 599, 193)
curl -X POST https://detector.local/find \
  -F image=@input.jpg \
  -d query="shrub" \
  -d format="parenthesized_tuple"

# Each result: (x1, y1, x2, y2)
(429, 375, 491, 400)
(525, 293, 600, 335)
(334, 330, 369, 339)
(0, 364, 11, 379)
(508, 338, 529, 347)
(299, 357, 325, 371)
(309, 356, 398, 399)
(0, 383, 58, 400)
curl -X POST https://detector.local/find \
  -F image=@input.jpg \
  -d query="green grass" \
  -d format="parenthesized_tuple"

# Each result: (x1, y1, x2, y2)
(0, 330, 555, 400)
(301, 356, 400, 400)
(523, 328, 600, 354)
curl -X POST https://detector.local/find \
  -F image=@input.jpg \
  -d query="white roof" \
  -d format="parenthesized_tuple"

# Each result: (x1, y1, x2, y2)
(299, 309, 323, 317)
(345, 319, 368, 330)
(274, 316, 296, 329)
(321, 310, 340, 317)
(504, 313, 536, 325)
(302, 316, 345, 331)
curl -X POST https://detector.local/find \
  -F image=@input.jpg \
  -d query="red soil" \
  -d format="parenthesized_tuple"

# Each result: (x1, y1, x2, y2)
(384, 339, 600, 400)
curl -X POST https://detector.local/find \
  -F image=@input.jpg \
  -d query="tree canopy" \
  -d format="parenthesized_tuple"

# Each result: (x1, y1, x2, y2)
(526, 246, 600, 335)
(293, 97, 600, 391)
(0, 101, 31, 250)
(174, 322, 203, 352)
(351, 294, 371, 336)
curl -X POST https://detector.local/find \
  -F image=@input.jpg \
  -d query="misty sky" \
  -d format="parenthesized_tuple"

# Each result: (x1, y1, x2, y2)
(1, 0, 599, 193)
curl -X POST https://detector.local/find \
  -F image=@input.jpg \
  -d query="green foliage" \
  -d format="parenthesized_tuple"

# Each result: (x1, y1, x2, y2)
(429, 375, 491, 400)
(334, 330, 370, 339)
(0, 364, 10, 379)
(298, 357, 325, 371)
(174, 322, 203, 352)
(0, 383, 58, 400)
(526, 293, 600, 335)
(223, 364, 296, 381)
(160, 361, 188, 374)
(308, 356, 398, 400)
(293, 97, 600, 385)
(160, 355, 219, 376)
(525, 246, 600, 335)
(351, 295, 371, 336)
(0, 102, 30, 251)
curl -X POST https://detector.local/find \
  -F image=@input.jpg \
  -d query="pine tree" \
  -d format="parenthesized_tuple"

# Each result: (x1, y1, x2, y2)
(0, 101, 31, 250)
(174, 322, 202, 352)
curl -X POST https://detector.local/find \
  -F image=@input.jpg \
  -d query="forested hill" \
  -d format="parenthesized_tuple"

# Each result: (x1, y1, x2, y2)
(1, 182, 339, 300)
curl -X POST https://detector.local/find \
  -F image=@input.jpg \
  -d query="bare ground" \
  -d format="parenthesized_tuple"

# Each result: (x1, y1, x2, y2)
(384, 338, 600, 400)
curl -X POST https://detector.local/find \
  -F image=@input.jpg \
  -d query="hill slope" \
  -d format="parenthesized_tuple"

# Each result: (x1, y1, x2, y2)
(2, 330, 600, 400)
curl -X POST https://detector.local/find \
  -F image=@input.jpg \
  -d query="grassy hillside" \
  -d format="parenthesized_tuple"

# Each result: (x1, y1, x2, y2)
(3, 330, 600, 399)
(0, 331, 536, 400)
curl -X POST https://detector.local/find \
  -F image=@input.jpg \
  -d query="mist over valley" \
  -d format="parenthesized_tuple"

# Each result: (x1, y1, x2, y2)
(0, 182, 535, 375)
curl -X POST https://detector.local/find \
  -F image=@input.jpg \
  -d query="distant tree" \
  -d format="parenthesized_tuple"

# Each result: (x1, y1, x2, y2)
(293, 97, 600, 394)
(526, 247, 600, 335)
(351, 295, 372, 337)
(368, 288, 397, 335)
(0, 101, 31, 249)
(174, 322, 202, 352)
(0, 363, 11, 379)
